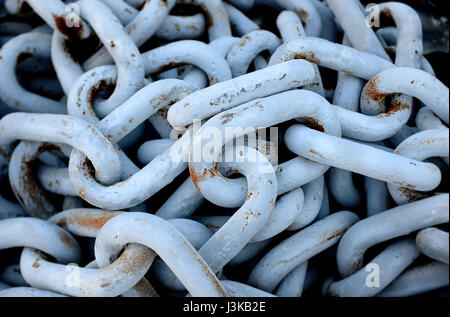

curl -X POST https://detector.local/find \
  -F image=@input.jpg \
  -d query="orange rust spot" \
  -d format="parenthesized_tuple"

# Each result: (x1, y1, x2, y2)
(295, 9, 309, 20)
(154, 62, 187, 74)
(324, 228, 346, 242)
(399, 187, 429, 201)
(309, 149, 326, 160)
(32, 261, 40, 268)
(293, 52, 319, 64)
(377, 100, 410, 118)
(190, 163, 221, 192)
(303, 117, 324, 132)
(58, 231, 77, 250)
(209, 163, 219, 177)
(225, 168, 239, 176)
(189, 164, 201, 192)
(239, 35, 252, 47)
(87, 78, 115, 108)
(115, 245, 154, 276)
(366, 76, 389, 104)
(78, 188, 87, 200)
(56, 218, 67, 227)
(60, 213, 119, 231)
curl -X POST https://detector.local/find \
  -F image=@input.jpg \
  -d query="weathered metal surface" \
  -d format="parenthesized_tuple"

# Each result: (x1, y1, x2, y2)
(0, 0, 448, 298)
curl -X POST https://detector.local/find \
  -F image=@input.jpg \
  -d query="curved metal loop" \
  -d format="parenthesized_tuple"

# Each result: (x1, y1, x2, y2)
(0, 32, 65, 113)
(226, 30, 281, 77)
(192, 146, 277, 273)
(75, 0, 145, 118)
(248, 211, 359, 292)
(377, 261, 449, 297)
(360, 67, 449, 123)
(156, 13, 205, 40)
(94, 212, 229, 297)
(387, 128, 448, 205)
(275, 0, 322, 37)
(188, 90, 340, 208)
(0, 113, 121, 186)
(84, 0, 176, 69)
(327, 238, 420, 297)
(0, 217, 81, 263)
(9, 141, 70, 218)
(168, 59, 315, 127)
(336, 194, 449, 278)
(141, 40, 232, 85)
(416, 227, 449, 264)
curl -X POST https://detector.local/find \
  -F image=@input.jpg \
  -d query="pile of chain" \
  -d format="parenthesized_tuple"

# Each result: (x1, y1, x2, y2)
(0, 0, 448, 297)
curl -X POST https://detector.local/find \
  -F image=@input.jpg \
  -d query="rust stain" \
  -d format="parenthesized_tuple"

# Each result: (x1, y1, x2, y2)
(204, 223, 220, 230)
(365, 76, 389, 104)
(309, 149, 326, 160)
(399, 187, 429, 201)
(19, 144, 59, 219)
(384, 47, 396, 61)
(189, 164, 201, 192)
(58, 213, 119, 231)
(303, 117, 324, 132)
(157, 106, 169, 119)
(295, 8, 309, 20)
(239, 35, 252, 47)
(154, 62, 187, 75)
(58, 231, 77, 250)
(198, 3, 214, 29)
(116, 245, 154, 276)
(273, 227, 346, 268)
(183, 240, 228, 296)
(293, 52, 319, 64)
(377, 100, 410, 118)
(78, 188, 88, 200)
(221, 112, 235, 125)
(52, 14, 86, 41)
(87, 78, 115, 108)
(419, 137, 446, 145)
